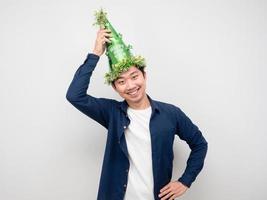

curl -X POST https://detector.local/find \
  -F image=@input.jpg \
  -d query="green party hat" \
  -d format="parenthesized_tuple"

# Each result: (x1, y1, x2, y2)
(93, 8, 146, 85)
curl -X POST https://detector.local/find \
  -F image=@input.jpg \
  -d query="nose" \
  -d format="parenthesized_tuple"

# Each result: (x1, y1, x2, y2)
(125, 80, 135, 90)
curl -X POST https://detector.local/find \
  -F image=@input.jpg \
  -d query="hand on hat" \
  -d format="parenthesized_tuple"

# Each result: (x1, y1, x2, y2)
(92, 28, 112, 57)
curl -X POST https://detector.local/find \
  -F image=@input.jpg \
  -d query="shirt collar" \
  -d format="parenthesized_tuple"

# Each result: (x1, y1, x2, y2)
(118, 93, 160, 114)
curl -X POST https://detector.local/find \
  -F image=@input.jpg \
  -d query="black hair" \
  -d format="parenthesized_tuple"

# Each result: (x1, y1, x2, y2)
(111, 67, 145, 88)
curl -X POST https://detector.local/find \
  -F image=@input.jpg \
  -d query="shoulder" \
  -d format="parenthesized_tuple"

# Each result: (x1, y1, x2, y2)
(94, 97, 120, 108)
(152, 98, 183, 116)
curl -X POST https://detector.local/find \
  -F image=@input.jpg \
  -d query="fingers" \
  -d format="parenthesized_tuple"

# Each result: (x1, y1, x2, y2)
(159, 181, 188, 199)
(159, 188, 180, 200)
(100, 35, 111, 43)
(160, 184, 170, 193)
(159, 189, 172, 199)
(102, 32, 112, 39)
(92, 28, 112, 56)
(102, 37, 111, 44)
(169, 188, 186, 199)
(98, 28, 111, 34)
(97, 29, 112, 44)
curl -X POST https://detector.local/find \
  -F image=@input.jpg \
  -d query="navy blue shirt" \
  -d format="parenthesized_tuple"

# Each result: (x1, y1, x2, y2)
(66, 53, 208, 200)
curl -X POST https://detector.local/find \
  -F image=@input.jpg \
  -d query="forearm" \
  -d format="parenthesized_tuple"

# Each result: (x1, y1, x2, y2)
(178, 136, 208, 187)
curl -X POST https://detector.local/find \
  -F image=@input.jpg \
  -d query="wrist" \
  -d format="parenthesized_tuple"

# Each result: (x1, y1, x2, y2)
(92, 50, 101, 57)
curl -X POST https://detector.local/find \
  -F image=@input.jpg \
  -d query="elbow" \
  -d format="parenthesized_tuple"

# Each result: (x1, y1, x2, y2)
(204, 138, 208, 150)
(203, 141, 208, 155)
(66, 93, 71, 102)
(200, 138, 208, 152)
(66, 90, 76, 103)
(190, 137, 208, 155)
(200, 139, 208, 157)
(199, 134, 208, 151)
(66, 90, 86, 104)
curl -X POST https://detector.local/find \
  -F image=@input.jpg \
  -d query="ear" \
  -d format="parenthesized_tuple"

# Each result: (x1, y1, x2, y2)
(143, 71, 147, 80)
(111, 83, 117, 91)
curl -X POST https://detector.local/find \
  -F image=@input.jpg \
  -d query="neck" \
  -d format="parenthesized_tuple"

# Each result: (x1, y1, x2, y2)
(127, 94, 151, 110)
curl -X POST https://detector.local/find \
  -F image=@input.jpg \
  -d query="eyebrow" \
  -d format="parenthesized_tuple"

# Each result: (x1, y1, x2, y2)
(117, 71, 138, 79)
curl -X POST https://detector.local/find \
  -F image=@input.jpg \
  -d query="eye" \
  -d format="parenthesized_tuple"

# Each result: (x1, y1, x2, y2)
(118, 80, 125, 85)
(132, 75, 138, 79)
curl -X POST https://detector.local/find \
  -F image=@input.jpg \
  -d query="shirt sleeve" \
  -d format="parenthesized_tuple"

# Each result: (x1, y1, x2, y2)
(66, 53, 116, 129)
(174, 106, 208, 188)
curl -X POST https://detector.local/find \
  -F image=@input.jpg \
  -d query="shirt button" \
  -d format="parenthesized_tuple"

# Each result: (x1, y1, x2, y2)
(118, 140, 120, 144)
(126, 169, 128, 173)
(124, 184, 127, 187)
(123, 126, 127, 129)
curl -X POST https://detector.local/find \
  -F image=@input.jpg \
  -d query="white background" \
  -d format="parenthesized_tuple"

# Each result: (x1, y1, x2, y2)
(1, 0, 266, 199)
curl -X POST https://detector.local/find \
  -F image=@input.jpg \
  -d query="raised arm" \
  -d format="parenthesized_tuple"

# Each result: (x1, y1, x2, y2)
(66, 28, 114, 129)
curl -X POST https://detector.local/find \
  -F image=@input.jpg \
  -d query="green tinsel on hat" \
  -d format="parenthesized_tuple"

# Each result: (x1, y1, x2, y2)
(93, 8, 146, 85)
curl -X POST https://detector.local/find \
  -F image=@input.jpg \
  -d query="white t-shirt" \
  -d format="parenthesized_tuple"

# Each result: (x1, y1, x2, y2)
(123, 106, 154, 200)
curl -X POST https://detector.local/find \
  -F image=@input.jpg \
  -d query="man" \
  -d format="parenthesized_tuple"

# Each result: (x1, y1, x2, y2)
(66, 28, 208, 200)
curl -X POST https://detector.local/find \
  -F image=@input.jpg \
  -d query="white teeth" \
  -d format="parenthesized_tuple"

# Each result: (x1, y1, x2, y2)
(128, 89, 138, 95)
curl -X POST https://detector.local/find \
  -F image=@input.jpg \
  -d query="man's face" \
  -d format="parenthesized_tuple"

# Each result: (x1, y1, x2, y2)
(112, 66, 147, 105)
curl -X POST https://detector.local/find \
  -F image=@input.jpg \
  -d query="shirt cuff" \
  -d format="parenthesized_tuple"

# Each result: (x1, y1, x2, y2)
(87, 53, 100, 60)
(178, 175, 193, 188)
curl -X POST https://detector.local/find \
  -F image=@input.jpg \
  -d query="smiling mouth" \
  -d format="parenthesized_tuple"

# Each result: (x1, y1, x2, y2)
(127, 88, 140, 96)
